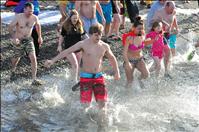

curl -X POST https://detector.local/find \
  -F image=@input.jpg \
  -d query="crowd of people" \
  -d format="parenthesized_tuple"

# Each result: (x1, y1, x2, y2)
(6, 0, 198, 131)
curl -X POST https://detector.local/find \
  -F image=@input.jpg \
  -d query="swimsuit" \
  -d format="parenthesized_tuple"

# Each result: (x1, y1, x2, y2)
(169, 34, 177, 49)
(11, 37, 35, 58)
(146, 31, 164, 59)
(80, 72, 107, 103)
(125, 42, 144, 67)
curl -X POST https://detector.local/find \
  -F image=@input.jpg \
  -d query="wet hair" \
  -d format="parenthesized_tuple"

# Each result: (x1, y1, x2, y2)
(89, 23, 104, 35)
(24, 2, 34, 9)
(133, 16, 144, 28)
(62, 9, 84, 34)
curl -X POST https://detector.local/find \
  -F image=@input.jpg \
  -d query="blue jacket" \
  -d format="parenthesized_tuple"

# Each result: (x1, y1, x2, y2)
(14, 0, 39, 15)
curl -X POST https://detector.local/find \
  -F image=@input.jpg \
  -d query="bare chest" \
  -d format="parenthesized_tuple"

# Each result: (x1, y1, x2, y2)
(83, 46, 105, 58)
(17, 18, 35, 29)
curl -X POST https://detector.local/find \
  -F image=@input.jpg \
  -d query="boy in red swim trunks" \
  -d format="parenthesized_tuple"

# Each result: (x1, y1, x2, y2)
(45, 23, 120, 129)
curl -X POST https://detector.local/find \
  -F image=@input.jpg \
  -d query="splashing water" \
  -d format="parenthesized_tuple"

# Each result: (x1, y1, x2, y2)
(1, 15, 199, 132)
(1, 53, 199, 132)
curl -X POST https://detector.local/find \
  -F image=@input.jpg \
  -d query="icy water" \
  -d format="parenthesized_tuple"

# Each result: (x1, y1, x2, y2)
(1, 7, 199, 132)
(1, 35, 199, 132)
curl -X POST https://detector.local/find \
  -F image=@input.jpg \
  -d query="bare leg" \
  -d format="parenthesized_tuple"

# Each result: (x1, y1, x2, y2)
(28, 52, 37, 80)
(66, 53, 79, 82)
(97, 100, 107, 132)
(105, 23, 111, 38)
(110, 14, 121, 37)
(170, 48, 176, 57)
(153, 56, 161, 77)
(11, 57, 20, 72)
(120, 14, 125, 29)
(124, 63, 135, 88)
(163, 45, 171, 75)
(149, 61, 155, 73)
(136, 59, 149, 79)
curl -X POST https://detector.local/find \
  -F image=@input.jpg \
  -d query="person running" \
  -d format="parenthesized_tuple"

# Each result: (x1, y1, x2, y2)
(146, 22, 165, 77)
(57, 9, 88, 82)
(122, 16, 150, 87)
(75, 1, 105, 34)
(8, 2, 43, 85)
(45, 24, 120, 131)
(14, 0, 41, 57)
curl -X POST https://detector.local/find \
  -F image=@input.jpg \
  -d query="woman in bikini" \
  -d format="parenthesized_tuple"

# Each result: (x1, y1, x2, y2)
(123, 16, 150, 87)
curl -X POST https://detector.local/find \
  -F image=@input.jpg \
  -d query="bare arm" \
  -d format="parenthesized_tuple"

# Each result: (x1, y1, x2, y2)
(59, 3, 68, 19)
(51, 41, 84, 64)
(96, 1, 104, 17)
(172, 16, 179, 33)
(8, 16, 18, 38)
(96, 1, 105, 24)
(123, 36, 131, 63)
(57, 35, 64, 52)
(105, 44, 120, 80)
(35, 16, 42, 38)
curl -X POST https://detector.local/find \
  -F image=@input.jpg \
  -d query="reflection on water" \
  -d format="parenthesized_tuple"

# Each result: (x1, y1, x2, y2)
(1, 35, 199, 132)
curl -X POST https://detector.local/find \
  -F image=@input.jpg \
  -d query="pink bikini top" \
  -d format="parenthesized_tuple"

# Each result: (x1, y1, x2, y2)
(128, 42, 144, 51)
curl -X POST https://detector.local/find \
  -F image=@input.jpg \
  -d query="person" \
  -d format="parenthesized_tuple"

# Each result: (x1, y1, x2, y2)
(44, 24, 120, 130)
(119, 0, 125, 30)
(146, 0, 167, 33)
(14, 0, 41, 57)
(146, 22, 165, 77)
(108, 0, 121, 41)
(122, 16, 150, 87)
(151, 1, 178, 78)
(57, 0, 68, 30)
(96, 0, 112, 40)
(57, 9, 88, 82)
(75, 1, 106, 34)
(57, 0, 68, 23)
(8, 2, 43, 85)
(125, 0, 139, 24)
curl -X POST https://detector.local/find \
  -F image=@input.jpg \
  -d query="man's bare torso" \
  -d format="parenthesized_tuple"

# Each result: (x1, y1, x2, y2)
(15, 13, 36, 39)
(80, 1, 97, 19)
(80, 39, 108, 73)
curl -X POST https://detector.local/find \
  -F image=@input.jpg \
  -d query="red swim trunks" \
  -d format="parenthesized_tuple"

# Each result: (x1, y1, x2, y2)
(80, 76, 107, 103)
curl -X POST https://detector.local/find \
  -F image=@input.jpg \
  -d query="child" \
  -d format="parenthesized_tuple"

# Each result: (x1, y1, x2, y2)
(146, 21, 165, 77)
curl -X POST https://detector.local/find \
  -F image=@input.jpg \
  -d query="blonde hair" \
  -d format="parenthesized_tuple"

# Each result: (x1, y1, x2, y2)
(62, 9, 84, 34)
